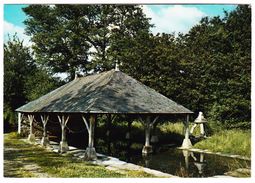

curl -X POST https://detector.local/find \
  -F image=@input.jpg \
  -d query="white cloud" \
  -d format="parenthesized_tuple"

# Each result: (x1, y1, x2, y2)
(4, 21, 31, 46)
(142, 5, 206, 35)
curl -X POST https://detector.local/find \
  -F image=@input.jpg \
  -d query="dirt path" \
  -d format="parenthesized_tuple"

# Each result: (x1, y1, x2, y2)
(4, 138, 50, 178)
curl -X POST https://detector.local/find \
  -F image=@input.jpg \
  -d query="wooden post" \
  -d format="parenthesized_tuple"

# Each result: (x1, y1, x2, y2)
(82, 114, 97, 160)
(151, 122, 159, 144)
(88, 115, 95, 148)
(141, 116, 158, 155)
(125, 121, 132, 140)
(106, 114, 111, 138)
(40, 114, 50, 146)
(94, 115, 98, 147)
(182, 114, 192, 149)
(18, 112, 23, 134)
(57, 115, 69, 153)
(142, 116, 152, 155)
(106, 114, 111, 154)
(27, 114, 35, 141)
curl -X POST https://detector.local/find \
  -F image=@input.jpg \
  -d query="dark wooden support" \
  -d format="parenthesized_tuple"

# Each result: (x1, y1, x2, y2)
(125, 120, 132, 140)
(106, 114, 111, 138)
(94, 115, 98, 147)
(27, 114, 35, 141)
(150, 122, 159, 144)
(82, 114, 97, 160)
(57, 115, 70, 153)
(40, 114, 49, 146)
(106, 114, 112, 154)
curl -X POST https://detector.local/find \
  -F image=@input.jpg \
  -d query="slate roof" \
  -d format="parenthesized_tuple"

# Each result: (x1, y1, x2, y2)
(16, 69, 193, 114)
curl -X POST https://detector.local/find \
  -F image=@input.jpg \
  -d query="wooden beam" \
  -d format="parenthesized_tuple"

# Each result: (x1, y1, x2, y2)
(181, 114, 192, 149)
(82, 115, 90, 133)
(184, 115, 190, 140)
(84, 114, 97, 160)
(40, 114, 49, 137)
(40, 114, 50, 146)
(88, 115, 95, 148)
(106, 114, 111, 137)
(57, 114, 70, 153)
(27, 114, 35, 141)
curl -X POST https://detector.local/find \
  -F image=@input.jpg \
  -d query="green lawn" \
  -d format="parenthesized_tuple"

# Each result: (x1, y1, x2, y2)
(4, 132, 154, 178)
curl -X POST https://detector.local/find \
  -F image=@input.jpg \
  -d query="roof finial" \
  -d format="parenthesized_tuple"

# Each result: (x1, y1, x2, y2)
(115, 61, 120, 71)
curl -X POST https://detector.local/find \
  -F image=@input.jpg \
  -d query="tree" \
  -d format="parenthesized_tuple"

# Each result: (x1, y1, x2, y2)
(4, 35, 59, 129)
(177, 5, 251, 128)
(117, 5, 251, 128)
(23, 5, 151, 79)
(4, 35, 35, 111)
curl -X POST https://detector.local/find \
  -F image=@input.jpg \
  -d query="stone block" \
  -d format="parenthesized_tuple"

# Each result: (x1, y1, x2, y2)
(181, 138, 193, 149)
(41, 136, 50, 146)
(27, 134, 35, 142)
(59, 141, 69, 153)
(84, 147, 97, 160)
(142, 145, 153, 155)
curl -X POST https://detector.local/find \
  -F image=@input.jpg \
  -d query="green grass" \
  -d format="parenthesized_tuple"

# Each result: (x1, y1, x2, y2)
(159, 122, 184, 135)
(194, 129, 251, 157)
(4, 132, 154, 178)
(157, 122, 251, 158)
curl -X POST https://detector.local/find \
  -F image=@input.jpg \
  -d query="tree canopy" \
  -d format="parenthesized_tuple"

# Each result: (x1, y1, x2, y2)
(4, 5, 251, 130)
(23, 5, 151, 79)
(4, 35, 60, 127)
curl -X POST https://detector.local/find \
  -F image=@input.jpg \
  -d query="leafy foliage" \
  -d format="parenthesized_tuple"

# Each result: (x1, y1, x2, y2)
(119, 5, 251, 128)
(178, 5, 251, 128)
(23, 5, 151, 79)
(4, 36, 59, 128)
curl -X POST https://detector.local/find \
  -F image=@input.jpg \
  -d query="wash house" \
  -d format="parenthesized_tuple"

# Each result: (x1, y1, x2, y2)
(16, 68, 193, 160)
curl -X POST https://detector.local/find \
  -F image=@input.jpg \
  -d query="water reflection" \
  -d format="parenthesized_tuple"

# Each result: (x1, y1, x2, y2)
(67, 134, 250, 177)
(128, 145, 249, 177)
(182, 150, 207, 177)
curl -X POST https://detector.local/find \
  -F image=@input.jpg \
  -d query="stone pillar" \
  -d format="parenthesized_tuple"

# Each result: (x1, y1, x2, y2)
(142, 116, 153, 155)
(27, 114, 35, 141)
(84, 114, 97, 160)
(200, 123, 205, 136)
(182, 114, 192, 149)
(18, 112, 23, 134)
(40, 114, 50, 146)
(190, 123, 197, 134)
(57, 115, 69, 153)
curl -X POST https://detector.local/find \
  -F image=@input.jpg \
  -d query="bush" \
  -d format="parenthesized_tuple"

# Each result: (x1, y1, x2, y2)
(4, 105, 17, 132)
(208, 98, 251, 130)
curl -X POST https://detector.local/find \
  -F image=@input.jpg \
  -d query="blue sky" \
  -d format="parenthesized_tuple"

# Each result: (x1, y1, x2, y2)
(4, 5, 28, 28)
(4, 4, 237, 45)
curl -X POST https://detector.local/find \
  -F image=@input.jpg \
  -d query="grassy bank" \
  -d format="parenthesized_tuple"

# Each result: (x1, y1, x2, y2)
(193, 129, 251, 157)
(4, 132, 154, 178)
(158, 122, 251, 157)
(98, 120, 251, 158)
